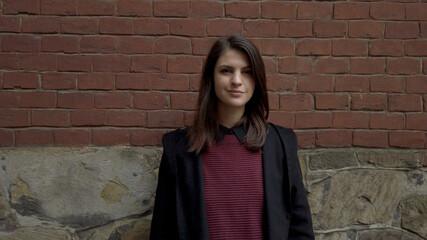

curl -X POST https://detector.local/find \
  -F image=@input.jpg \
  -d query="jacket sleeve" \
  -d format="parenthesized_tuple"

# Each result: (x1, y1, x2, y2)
(286, 130, 314, 240)
(149, 134, 179, 240)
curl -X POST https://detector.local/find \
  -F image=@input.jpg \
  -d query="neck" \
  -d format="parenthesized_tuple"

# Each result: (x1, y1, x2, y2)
(217, 104, 245, 128)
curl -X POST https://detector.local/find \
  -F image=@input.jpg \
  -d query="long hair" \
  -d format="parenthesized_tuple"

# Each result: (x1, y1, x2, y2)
(188, 35, 269, 154)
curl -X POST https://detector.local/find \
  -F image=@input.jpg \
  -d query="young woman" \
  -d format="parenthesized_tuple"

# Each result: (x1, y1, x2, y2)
(150, 35, 314, 240)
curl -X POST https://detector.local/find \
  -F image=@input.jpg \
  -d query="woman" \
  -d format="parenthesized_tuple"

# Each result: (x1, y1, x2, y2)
(150, 35, 314, 240)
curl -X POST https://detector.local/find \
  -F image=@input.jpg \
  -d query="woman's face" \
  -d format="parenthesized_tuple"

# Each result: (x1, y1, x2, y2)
(213, 49, 255, 112)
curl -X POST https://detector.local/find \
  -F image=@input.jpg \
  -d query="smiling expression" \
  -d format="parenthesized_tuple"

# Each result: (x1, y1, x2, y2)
(214, 49, 255, 113)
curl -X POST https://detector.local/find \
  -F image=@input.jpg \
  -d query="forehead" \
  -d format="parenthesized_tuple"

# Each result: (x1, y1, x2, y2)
(215, 49, 251, 68)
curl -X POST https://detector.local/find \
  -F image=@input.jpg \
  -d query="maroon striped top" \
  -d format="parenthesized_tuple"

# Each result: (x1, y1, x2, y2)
(202, 132, 264, 240)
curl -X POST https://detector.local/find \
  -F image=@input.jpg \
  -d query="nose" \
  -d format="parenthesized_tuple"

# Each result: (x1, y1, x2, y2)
(231, 72, 243, 86)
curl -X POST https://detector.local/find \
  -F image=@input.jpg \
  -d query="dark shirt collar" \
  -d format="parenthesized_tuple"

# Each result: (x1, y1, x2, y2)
(217, 124, 246, 144)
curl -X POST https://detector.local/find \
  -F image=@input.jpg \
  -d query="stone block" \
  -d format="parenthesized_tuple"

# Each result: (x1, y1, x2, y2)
(399, 195, 427, 238)
(307, 150, 359, 170)
(356, 150, 421, 168)
(358, 229, 423, 240)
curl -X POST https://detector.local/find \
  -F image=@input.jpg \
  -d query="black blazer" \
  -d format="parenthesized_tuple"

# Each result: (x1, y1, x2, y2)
(150, 123, 314, 240)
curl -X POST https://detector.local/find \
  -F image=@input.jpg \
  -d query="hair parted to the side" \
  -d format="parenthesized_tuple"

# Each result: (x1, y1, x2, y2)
(188, 34, 269, 155)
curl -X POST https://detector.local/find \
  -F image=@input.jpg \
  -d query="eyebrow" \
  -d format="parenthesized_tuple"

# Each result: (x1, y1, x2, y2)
(217, 65, 252, 69)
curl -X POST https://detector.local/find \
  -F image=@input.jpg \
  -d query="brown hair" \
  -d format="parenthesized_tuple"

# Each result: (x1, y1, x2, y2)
(188, 35, 269, 154)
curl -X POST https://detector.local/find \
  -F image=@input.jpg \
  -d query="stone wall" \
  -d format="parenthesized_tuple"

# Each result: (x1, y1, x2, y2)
(0, 147, 425, 240)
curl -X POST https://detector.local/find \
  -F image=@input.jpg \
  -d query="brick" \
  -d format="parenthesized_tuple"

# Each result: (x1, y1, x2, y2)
(171, 93, 198, 110)
(80, 36, 116, 53)
(0, 130, 13, 146)
(387, 58, 420, 75)
(406, 3, 427, 20)
(297, 2, 332, 20)
(370, 3, 405, 20)
(42, 36, 79, 53)
(261, 39, 293, 57)
(0, 54, 18, 70)
(118, 37, 153, 54)
(406, 76, 427, 94)
(58, 92, 94, 109)
(315, 58, 348, 74)
(206, 19, 243, 37)
(332, 112, 369, 129)
(349, 21, 384, 38)
(42, 73, 76, 90)
(131, 129, 165, 146)
(20, 92, 56, 108)
(2, 35, 41, 53)
(22, 16, 60, 33)
(353, 131, 388, 148)
(95, 92, 132, 109)
(406, 113, 427, 131)
(295, 112, 332, 129)
(226, 2, 259, 19)
(269, 93, 279, 111)
(332, 39, 367, 56)
(184, 112, 195, 127)
(316, 130, 352, 147)
(370, 76, 404, 92)
(369, 40, 404, 57)
(244, 20, 277, 37)
(131, 56, 167, 73)
(334, 3, 369, 19)
(41, 0, 77, 15)
(295, 131, 315, 148)
(192, 38, 217, 55)
(168, 56, 203, 74)
(191, 1, 223, 18)
(405, 41, 427, 56)
(350, 58, 384, 74)
(350, 94, 386, 111)
(116, 73, 151, 90)
(92, 129, 129, 145)
(261, 2, 296, 19)
(154, 37, 191, 54)
(314, 21, 346, 38)
(32, 110, 69, 127)
(116, 0, 151, 17)
(297, 75, 334, 92)
(77, 73, 114, 90)
(424, 95, 427, 112)
(296, 39, 330, 56)
(389, 95, 422, 112)
(58, 55, 92, 72)
(266, 111, 295, 129)
(3, 0, 39, 14)
(263, 57, 277, 74)
(0, 16, 20, 32)
(189, 74, 201, 91)
(315, 94, 349, 110)
(134, 92, 169, 110)
(134, 19, 168, 36)
(279, 21, 312, 38)
(93, 55, 130, 73)
(71, 109, 107, 126)
(170, 19, 205, 37)
(78, 0, 115, 16)
(3, 72, 39, 89)
(19, 54, 57, 71)
(0, 110, 30, 127)
(16, 129, 53, 146)
(154, 1, 189, 17)
(108, 110, 145, 127)
(152, 74, 189, 91)
(370, 113, 404, 130)
(422, 23, 427, 38)
(61, 17, 98, 34)
(385, 22, 419, 39)
(147, 111, 184, 128)
(54, 129, 90, 146)
(389, 131, 425, 148)
(266, 74, 295, 92)
(279, 57, 312, 74)
(0, 92, 19, 108)
(280, 94, 313, 111)
(99, 18, 134, 35)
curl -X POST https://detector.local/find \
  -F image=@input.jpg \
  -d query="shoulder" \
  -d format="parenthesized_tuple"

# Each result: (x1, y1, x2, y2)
(161, 127, 190, 153)
(267, 123, 297, 143)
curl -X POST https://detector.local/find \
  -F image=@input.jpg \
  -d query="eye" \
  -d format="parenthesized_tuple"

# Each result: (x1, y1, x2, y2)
(219, 68, 232, 74)
(242, 69, 252, 75)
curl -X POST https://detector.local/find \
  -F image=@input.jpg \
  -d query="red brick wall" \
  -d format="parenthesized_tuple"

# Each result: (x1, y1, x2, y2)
(0, 0, 426, 148)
